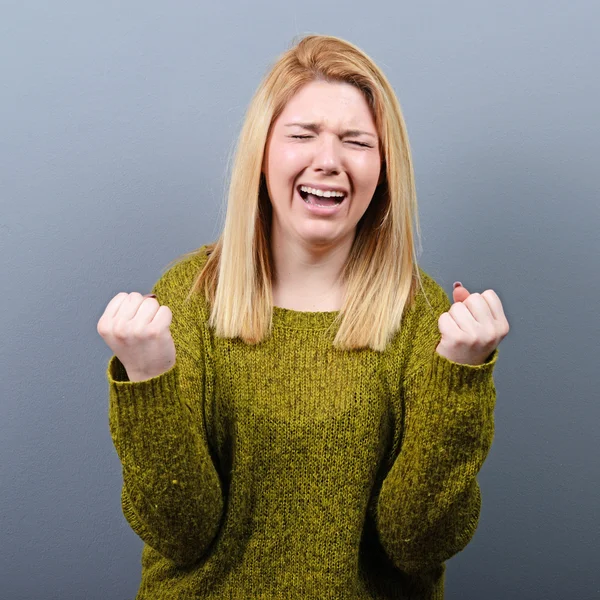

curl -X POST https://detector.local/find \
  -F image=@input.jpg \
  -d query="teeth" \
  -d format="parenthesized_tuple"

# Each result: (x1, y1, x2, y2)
(299, 185, 346, 198)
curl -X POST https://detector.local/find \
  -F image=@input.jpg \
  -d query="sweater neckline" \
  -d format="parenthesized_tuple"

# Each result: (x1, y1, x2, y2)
(272, 305, 340, 329)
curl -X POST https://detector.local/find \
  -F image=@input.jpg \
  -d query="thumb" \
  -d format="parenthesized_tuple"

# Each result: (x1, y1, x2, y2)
(453, 281, 470, 303)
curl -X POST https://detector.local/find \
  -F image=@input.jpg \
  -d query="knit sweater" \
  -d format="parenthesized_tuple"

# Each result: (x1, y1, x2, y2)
(106, 244, 498, 600)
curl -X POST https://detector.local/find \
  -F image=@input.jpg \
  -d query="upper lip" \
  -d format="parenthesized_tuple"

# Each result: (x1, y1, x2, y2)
(298, 183, 349, 195)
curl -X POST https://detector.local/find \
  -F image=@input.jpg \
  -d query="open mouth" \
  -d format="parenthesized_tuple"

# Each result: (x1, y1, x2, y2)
(297, 186, 347, 208)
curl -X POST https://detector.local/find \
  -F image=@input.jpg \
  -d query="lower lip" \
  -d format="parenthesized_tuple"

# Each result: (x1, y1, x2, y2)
(296, 188, 347, 216)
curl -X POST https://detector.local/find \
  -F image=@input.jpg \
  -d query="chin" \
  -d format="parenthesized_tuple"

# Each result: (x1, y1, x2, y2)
(296, 226, 343, 245)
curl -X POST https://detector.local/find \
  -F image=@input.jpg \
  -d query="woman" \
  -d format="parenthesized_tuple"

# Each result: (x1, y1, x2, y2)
(97, 34, 509, 599)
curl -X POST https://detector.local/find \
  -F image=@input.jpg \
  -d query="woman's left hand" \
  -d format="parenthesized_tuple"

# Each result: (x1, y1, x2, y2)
(435, 282, 510, 366)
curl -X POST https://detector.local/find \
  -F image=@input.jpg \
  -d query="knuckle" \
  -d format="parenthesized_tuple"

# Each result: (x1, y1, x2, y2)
(467, 331, 479, 345)
(126, 292, 143, 304)
(484, 289, 499, 304)
(454, 330, 470, 345)
(485, 327, 497, 343)
(438, 311, 449, 325)
(97, 321, 108, 337)
(495, 319, 509, 336)
(110, 292, 126, 304)
(112, 320, 130, 340)
(131, 322, 147, 338)
(464, 293, 480, 307)
(145, 324, 161, 339)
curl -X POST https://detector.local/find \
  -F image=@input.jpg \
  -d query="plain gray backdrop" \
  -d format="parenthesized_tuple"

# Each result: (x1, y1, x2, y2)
(1, 1, 598, 599)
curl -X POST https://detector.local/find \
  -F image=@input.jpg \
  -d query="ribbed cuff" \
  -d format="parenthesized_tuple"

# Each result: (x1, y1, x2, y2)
(427, 347, 499, 393)
(107, 352, 178, 396)
(106, 354, 185, 465)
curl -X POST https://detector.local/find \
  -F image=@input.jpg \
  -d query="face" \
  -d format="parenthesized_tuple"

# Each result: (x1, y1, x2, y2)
(263, 80, 382, 249)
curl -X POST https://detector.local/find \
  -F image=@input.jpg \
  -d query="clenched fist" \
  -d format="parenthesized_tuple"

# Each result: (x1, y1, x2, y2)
(97, 292, 176, 382)
(435, 282, 509, 366)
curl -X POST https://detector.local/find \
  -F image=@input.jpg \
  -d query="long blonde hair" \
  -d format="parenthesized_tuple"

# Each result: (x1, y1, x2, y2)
(168, 34, 427, 352)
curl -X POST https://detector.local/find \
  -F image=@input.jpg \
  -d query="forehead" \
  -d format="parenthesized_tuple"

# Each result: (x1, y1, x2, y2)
(276, 80, 375, 129)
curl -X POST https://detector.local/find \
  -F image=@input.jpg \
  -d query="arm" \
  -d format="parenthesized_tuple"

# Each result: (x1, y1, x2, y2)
(106, 277, 224, 566)
(376, 347, 498, 574)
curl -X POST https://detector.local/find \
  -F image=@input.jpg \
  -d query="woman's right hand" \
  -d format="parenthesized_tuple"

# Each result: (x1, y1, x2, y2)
(97, 292, 176, 382)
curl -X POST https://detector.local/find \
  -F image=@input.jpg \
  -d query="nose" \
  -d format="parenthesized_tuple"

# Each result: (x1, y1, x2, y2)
(311, 135, 342, 175)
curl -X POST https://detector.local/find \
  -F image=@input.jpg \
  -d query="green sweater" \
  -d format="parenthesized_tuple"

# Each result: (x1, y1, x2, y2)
(106, 245, 498, 599)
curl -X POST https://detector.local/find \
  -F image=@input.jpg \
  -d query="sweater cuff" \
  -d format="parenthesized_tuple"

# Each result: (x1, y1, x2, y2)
(107, 352, 179, 396)
(106, 354, 183, 458)
(428, 347, 499, 392)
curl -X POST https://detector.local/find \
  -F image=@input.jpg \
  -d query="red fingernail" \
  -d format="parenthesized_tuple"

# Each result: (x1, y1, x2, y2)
(453, 281, 462, 289)
(143, 294, 157, 298)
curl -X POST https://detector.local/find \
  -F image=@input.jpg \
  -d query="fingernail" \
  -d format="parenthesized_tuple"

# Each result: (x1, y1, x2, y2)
(143, 294, 157, 298)
(453, 281, 462, 289)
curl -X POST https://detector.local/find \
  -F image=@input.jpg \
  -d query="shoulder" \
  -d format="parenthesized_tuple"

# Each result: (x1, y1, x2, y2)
(151, 244, 213, 320)
(157, 244, 211, 284)
(413, 266, 452, 317)
(153, 245, 211, 293)
(146, 244, 215, 355)
(399, 266, 453, 375)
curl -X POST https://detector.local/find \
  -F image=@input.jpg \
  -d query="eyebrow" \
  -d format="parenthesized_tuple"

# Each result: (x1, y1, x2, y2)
(284, 122, 377, 139)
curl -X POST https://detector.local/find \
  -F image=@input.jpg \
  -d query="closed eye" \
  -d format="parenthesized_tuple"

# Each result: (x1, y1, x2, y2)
(289, 135, 372, 148)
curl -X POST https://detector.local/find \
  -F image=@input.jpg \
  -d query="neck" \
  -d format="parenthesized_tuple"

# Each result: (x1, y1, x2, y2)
(270, 230, 353, 311)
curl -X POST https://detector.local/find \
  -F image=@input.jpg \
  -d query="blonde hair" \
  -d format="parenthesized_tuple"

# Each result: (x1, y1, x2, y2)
(169, 34, 427, 352)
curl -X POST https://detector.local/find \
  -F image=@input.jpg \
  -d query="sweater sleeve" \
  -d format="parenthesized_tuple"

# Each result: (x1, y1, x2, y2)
(106, 267, 224, 566)
(376, 279, 498, 574)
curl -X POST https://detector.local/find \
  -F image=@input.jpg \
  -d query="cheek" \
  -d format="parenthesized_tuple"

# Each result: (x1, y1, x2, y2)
(266, 147, 304, 201)
(352, 156, 381, 188)
(269, 143, 307, 171)
(280, 147, 307, 171)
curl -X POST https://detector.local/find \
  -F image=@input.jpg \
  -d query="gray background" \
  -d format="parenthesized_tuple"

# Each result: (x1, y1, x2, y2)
(1, 1, 598, 598)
